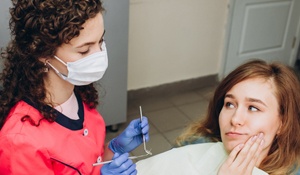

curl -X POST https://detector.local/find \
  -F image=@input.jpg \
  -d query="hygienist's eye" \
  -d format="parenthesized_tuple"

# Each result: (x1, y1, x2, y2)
(79, 49, 90, 55)
(249, 106, 259, 112)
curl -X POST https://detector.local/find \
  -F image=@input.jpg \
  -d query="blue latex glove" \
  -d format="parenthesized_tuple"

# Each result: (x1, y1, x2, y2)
(109, 117, 150, 154)
(101, 153, 137, 175)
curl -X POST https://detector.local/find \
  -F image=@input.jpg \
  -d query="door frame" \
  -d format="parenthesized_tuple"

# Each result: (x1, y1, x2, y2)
(219, 0, 300, 80)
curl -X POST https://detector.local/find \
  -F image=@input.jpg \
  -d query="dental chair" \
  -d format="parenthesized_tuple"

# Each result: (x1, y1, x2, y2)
(180, 137, 300, 175)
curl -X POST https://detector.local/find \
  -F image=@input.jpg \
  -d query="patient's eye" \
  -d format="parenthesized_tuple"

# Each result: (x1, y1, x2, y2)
(249, 106, 259, 112)
(225, 102, 234, 109)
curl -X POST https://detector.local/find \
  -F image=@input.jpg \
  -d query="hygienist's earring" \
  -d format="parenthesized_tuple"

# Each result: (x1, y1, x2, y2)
(43, 61, 49, 72)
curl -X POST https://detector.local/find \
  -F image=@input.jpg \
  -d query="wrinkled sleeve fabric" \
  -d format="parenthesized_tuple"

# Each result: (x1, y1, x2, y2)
(0, 133, 54, 175)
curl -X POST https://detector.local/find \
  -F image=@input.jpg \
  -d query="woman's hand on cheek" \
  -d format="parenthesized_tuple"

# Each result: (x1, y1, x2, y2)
(218, 133, 264, 175)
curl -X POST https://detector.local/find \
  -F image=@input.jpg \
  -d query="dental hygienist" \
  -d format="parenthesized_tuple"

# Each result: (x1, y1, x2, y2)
(0, 0, 149, 174)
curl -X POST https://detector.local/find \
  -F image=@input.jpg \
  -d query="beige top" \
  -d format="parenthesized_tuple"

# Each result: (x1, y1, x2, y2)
(54, 92, 79, 120)
(136, 142, 268, 175)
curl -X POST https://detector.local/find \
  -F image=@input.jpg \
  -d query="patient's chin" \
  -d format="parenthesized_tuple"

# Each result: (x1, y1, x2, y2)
(223, 141, 243, 154)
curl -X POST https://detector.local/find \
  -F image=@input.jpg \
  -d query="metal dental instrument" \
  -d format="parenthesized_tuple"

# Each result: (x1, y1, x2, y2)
(139, 106, 152, 156)
(93, 106, 152, 166)
(93, 154, 149, 166)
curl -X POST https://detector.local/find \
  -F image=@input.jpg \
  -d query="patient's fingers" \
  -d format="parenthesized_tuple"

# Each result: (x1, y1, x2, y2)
(226, 143, 244, 164)
(217, 133, 264, 175)
(218, 143, 244, 175)
(232, 133, 264, 174)
(234, 133, 264, 167)
(244, 133, 264, 173)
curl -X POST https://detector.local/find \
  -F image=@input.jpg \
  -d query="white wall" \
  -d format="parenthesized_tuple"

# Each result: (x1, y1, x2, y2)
(0, 0, 229, 91)
(128, 0, 229, 90)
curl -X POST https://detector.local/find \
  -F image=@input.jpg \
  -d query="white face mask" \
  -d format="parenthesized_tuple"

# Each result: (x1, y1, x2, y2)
(47, 42, 108, 86)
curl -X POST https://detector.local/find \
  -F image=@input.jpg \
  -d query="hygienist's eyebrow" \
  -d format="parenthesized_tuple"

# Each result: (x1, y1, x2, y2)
(75, 30, 106, 48)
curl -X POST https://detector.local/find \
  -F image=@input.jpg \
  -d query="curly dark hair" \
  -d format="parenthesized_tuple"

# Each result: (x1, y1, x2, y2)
(0, 0, 105, 129)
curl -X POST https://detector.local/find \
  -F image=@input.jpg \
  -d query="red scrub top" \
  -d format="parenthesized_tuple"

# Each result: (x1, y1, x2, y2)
(0, 94, 106, 175)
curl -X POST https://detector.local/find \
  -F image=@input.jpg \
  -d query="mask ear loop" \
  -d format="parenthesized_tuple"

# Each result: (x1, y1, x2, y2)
(54, 56, 67, 66)
(45, 60, 67, 77)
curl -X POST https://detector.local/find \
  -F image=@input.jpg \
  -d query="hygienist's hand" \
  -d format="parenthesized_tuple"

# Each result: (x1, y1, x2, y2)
(217, 133, 264, 175)
(109, 117, 149, 154)
(101, 153, 137, 175)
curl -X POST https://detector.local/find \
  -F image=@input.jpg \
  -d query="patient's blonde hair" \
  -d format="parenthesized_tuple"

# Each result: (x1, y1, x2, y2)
(176, 59, 300, 175)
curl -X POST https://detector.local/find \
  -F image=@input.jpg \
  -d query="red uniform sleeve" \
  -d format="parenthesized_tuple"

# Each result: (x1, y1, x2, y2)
(0, 134, 55, 175)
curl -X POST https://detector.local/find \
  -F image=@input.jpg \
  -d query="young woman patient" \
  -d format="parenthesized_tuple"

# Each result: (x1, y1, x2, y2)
(136, 59, 300, 175)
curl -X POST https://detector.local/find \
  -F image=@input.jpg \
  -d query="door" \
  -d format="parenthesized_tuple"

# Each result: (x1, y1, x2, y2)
(222, 0, 300, 76)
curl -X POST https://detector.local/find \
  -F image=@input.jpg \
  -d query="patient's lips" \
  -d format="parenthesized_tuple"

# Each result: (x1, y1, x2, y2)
(226, 131, 246, 139)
